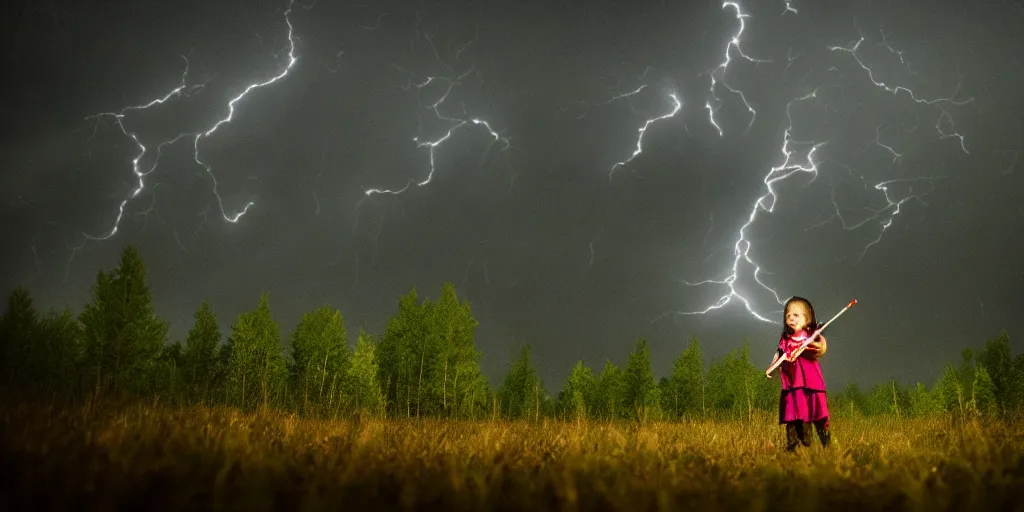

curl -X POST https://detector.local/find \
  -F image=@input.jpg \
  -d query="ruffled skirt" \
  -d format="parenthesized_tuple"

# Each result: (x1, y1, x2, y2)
(779, 388, 829, 424)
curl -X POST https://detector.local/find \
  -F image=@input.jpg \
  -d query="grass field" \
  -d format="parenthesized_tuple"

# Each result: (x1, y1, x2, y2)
(2, 398, 1022, 511)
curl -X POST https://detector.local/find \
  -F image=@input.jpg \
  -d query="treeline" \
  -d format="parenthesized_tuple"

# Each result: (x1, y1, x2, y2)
(1, 246, 1022, 423)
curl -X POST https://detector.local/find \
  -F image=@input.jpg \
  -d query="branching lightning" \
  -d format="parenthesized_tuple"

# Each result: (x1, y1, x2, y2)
(705, 2, 771, 137)
(669, 13, 978, 324)
(192, 0, 298, 222)
(69, 0, 300, 276)
(807, 176, 940, 263)
(364, 49, 516, 196)
(828, 32, 974, 154)
(48, 0, 1003, 332)
(81, 57, 198, 241)
(609, 93, 683, 179)
(674, 90, 823, 324)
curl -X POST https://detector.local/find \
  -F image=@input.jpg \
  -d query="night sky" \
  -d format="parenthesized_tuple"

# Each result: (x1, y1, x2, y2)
(2, 0, 1022, 390)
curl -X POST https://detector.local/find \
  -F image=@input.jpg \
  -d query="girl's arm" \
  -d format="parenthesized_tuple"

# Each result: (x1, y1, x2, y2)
(766, 348, 783, 378)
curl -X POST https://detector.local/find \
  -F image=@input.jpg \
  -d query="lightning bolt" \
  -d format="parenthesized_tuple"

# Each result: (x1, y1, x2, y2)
(364, 55, 516, 196)
(808, 176, 940, 263)
(674, 90, 823, 324)
(192, 0, 299, 222)
(828, 31, 974, 153)
(80, 58, 198, 242)
(705, 2, 771, 137)
(671, 15, 977, 324)
(68, 0, 300, 276)
(609, 93, 683, 179)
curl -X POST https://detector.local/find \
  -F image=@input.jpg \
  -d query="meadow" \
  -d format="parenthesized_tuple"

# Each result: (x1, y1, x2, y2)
(2, 397, 1022, 511)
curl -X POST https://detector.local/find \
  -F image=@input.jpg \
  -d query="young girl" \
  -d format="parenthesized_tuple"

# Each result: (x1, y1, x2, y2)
(768, 296, 831, 451)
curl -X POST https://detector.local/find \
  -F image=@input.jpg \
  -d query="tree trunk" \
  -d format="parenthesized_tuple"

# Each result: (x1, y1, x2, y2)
(262, 355, 270, 410)
(452, 367, 460, 418)
(319, 352, 330, 402)
(534, 380, 540, 422)
(891, 382, 901, 418)
(700, 368, 707, 417)
(417, 346, 425, 417)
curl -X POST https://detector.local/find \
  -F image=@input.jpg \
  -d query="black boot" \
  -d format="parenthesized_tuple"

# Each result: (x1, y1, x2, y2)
(785, 423, 801, 452)
(814, 419, 831, 448)
(798, 421, 813, 448)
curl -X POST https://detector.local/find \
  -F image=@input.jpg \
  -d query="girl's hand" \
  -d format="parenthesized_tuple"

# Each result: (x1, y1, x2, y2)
(806, 335, 828, 358)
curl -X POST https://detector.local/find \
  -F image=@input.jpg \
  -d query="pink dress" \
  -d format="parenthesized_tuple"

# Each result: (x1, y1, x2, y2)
(777, 332, 830, 424)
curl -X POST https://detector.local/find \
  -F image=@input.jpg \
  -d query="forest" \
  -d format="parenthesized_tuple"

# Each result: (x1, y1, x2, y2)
(4, 246, 1024, 510)
(2, 245, 1020, 423)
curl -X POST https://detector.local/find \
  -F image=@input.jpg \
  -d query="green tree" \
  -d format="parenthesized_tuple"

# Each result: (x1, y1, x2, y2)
(865, 380, 910, 417)
(224, 293, 286, 410)
(377, 288, 430, 417)
(498, 344, 543, 420)
(665, 337, 707, 419)
(181, 301, 222, 404)
(938, 363, 967, 416)
(977, 331, 1013, 413)
(425, 283, 483, 418)
(289, 304, 350, 416)
(623, 338, 658, 424)
(973, 366, 997, 415)
(33, 308, 83, 393)
(594, 360, 625, 421)
(1008, 353, 1024, 412)
(0, 286, 40, 384)
(348, 330, 384, 418)
(909, 382, 942, 417)
(79, 246, 169, 396)
(154, 341, 184, 400)
(832, 382, 866, 417)
(559, 360, 596, 421)
(706, 345, 765, 418)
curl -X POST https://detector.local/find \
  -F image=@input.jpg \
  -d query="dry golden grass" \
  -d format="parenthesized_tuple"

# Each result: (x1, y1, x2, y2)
(2, 398, 1023, 511)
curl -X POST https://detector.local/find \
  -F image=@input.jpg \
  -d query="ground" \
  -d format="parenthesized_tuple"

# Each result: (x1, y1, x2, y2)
(1, 397, 1022, 511)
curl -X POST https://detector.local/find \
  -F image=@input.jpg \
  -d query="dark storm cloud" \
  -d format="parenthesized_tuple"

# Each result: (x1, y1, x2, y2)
(1, 0, 1022, 389)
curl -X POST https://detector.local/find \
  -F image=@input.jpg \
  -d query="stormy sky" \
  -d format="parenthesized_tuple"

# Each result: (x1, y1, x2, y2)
(2, 0, 1022, 390)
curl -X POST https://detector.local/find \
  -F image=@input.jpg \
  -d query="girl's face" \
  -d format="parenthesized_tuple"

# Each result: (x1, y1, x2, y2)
(785, 302, 811, 333)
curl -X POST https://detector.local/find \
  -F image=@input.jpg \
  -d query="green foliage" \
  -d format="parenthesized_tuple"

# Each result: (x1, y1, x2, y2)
(977, 331, 1015, 411)
(33, 308, 83, 393)
(289, 304, 350, 417)
(831, 382, 866, 417)
(348, 331, 384, 418)
(0, 286, 40, 383)
(938, 363, 967, 416)
(498, 344, 545, 420)
(558, 360, 596, 422)
(377, 288, 430, 418)
(5, 243, 1024, 426)
(425, 283, 484, 418)
(705, 340, 771, 419)
(153, 341, 184, 400)
(1009, 353, 1024, 411)
(181, 301, 222, 404)
(664, 337, 707, 419)
(593, 360, 625, 421)
(864, 380, 911, 418)
(623, 338, 658, 425)
(225, 293, 286, 410)
(973, 366, 997, 416)
(373, 284, 486, 419)
(908, 382, 943, 417)
(79, 246, 169, 396)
